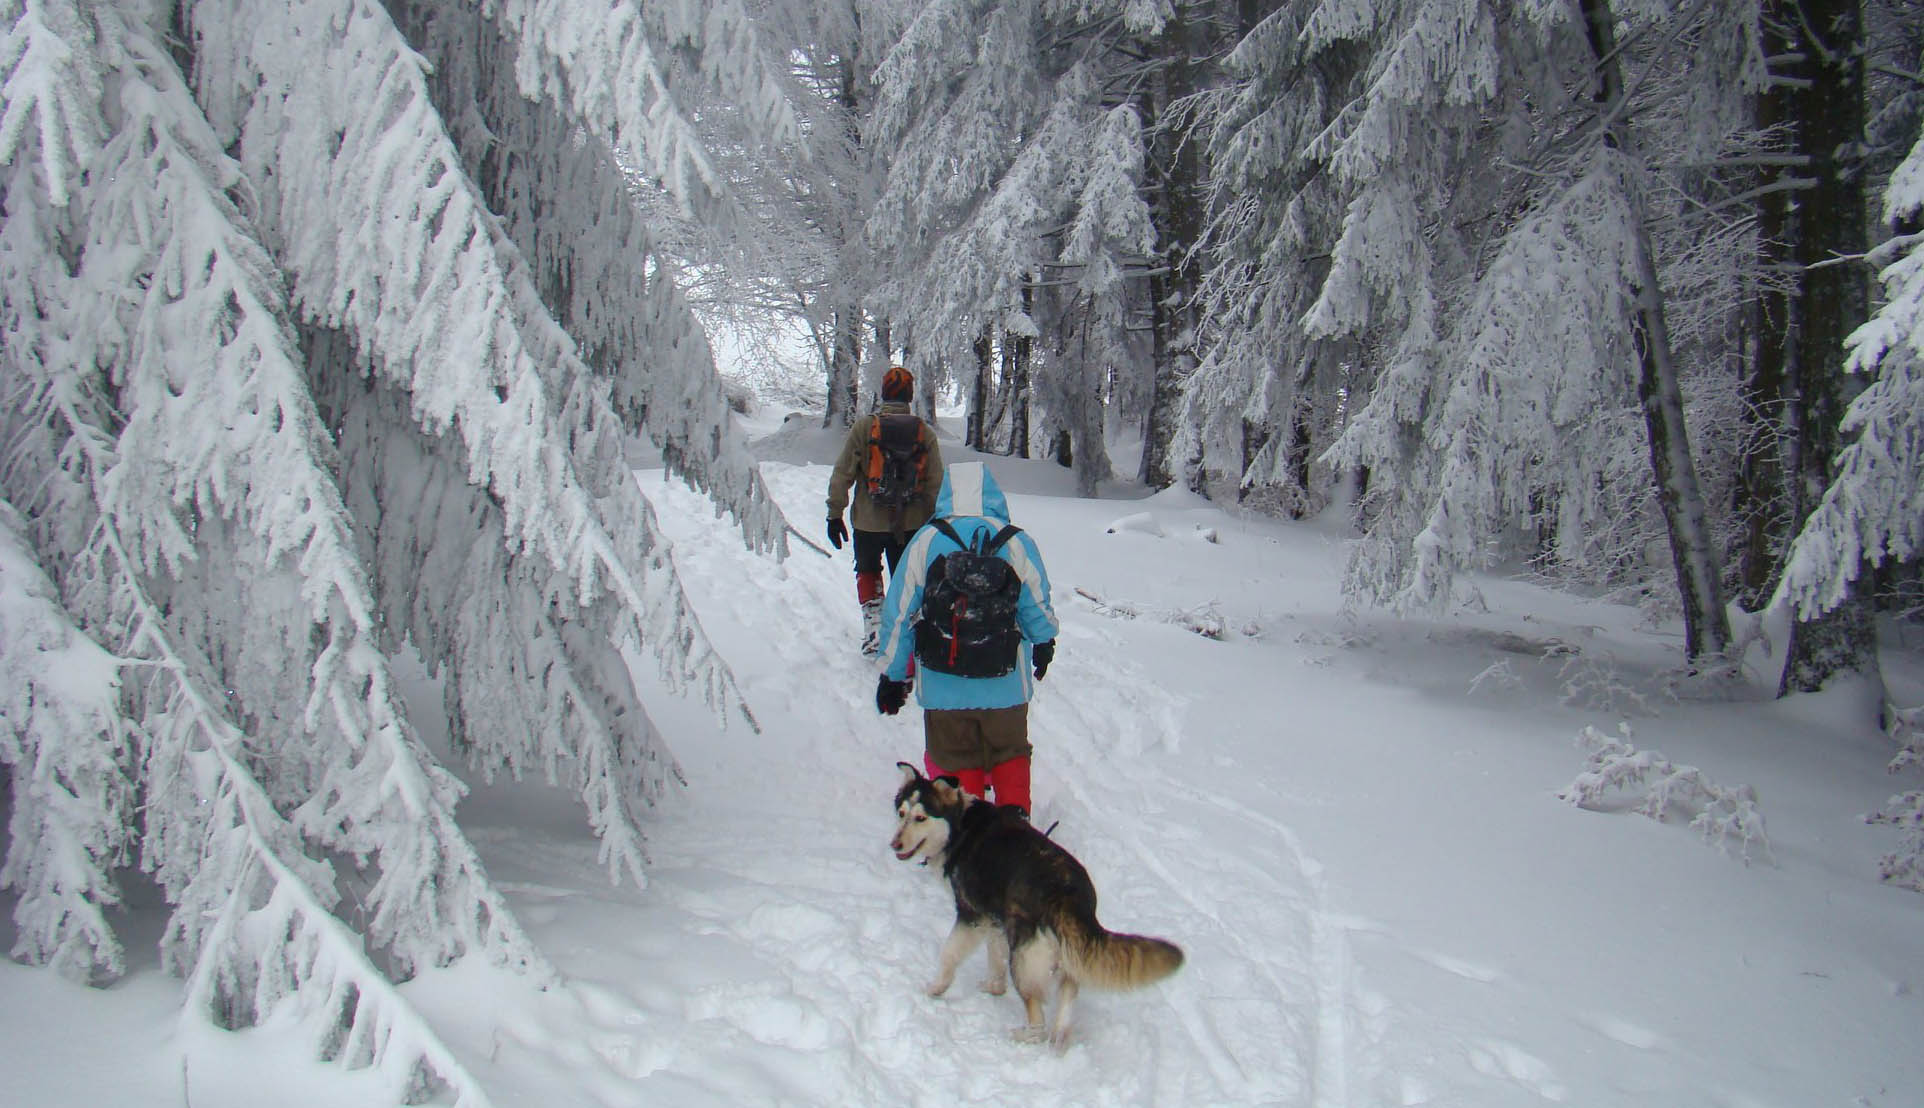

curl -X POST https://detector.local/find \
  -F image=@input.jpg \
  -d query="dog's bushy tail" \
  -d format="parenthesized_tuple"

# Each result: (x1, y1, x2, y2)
(1056, 915, 1184, 990)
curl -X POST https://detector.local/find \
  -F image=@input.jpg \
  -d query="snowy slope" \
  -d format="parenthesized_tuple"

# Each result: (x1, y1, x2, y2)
(2, 411, 1920, 1107)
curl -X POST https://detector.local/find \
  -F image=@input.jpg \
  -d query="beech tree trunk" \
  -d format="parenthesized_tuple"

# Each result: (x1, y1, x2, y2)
(1580, 0, 1733, 665)
(824, 304, 862, 428)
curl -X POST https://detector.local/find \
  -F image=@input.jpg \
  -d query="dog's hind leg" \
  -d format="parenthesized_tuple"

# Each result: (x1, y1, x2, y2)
(927, 920, 993, 997)
(1009, 938, 1055, 1043)
(1048, 975, 1078, 1053)
(982, 930, 1009, 995)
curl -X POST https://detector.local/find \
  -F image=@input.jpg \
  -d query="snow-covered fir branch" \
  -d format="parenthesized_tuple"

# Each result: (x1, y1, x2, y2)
(470, 0, 799, 215)
(1560, 723, 1772, 863)
(393, 0, 789, 555)
(1867, 702, 1923, 892)
(183, 0, 763, 733)
(0, 498, 131, 984)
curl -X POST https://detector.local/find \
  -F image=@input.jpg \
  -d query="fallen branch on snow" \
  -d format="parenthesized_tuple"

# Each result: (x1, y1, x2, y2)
(1559, 723, 1772, 864)
(1073, 587, 1226, 640)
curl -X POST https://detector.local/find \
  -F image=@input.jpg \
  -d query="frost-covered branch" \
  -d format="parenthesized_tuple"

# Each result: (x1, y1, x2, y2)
(1560, 723, 1772, 863)
(1867, 702, 1923, 892)
(186, 0, 761, 735)
(0, 498, 132, 984)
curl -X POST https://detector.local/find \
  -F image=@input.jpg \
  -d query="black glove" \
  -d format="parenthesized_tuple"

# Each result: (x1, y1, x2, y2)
(876, 675, 910, 715)
(827, 518, 847, 549)
(1032, 640, 1055, 681)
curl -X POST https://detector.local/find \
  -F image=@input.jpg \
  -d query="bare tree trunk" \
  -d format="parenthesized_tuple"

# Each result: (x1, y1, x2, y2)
(1006, 335, 1031, 458)
(823, 304, 862, 428)
(967, 329, 993, 450)
(1138, 12, 1205, 489)
(824, 50, 869, 430)
(1006, 281, 1033, 458)
(1629, 233, 1734, 663)
(1733, 286, 1785, 609)
(1581, 0, 1733, 665)
(1761, 0, 1880, 697)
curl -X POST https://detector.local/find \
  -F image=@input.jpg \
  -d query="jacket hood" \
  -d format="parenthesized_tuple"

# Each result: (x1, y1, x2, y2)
(933, 462, 1011, 524)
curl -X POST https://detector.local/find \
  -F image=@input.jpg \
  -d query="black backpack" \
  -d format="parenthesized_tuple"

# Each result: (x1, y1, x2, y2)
(914, 518, 1026, 678)
(865, 414, 928, 513)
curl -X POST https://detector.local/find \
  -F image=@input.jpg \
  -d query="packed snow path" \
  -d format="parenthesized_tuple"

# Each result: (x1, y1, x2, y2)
(396, 451, 1922, 1108)
(423, 459, 1390, 1108)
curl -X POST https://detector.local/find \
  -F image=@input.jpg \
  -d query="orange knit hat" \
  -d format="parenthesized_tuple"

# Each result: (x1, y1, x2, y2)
(881, 366, 914, 402)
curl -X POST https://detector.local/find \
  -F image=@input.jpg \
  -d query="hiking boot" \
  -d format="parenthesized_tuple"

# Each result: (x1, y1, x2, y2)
(860, 599, 883, 657)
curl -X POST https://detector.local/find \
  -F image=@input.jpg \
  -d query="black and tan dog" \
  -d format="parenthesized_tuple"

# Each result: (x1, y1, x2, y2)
(889, 763, 1183, 1048)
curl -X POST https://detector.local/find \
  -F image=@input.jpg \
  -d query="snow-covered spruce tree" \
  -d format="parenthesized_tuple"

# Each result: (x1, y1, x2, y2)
(866, 0, 1168, 486)
(1748, 0, 1881, 698)
(1177, 0, 1368, 514)
(1777, 121, 1924, 666)
(2, 0, 789, 1085)
(1290, 0, 1756, 665)
(1045, 102, 1156, 495)
(0, 2, 535, 1094)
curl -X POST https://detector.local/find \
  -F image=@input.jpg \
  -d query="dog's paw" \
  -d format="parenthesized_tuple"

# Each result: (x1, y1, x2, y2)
(1049, 1027, 1073, 1054)
(981, 977, 1008, 996)
(925, 979, 953, 998)
(1010, 1024, 1049, 1045)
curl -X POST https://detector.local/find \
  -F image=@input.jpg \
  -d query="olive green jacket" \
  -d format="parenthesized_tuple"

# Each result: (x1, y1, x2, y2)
(825, 403, 944, 534)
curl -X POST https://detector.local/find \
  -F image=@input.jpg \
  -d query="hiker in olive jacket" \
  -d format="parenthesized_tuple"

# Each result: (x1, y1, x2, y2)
(825, 366, 943, 655)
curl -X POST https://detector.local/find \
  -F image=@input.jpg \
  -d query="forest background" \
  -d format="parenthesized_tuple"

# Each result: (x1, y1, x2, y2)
(2, 0, 1922, 1099)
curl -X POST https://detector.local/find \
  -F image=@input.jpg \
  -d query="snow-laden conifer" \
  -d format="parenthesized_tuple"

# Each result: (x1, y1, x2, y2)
(1178, 3, 1358, 509)
(1, 0, 798, 1080)
(868, 0, 1157, 471)
(393, 0, 789, 554)
(1274, 0, 1760, 662)
(181, 0, 767, 788)
(1777, 125, 1924, 619)
(0, 8, 530, 1094)
(0, 499, 131, 984)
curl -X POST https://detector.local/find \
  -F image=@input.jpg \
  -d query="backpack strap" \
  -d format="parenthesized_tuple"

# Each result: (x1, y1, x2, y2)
(980, 523, 1023, 556)
(927, 518, 1021, 556)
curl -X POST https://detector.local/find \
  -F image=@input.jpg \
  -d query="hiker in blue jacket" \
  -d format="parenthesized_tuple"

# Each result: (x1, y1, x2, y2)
(873, 461, 1058, 816)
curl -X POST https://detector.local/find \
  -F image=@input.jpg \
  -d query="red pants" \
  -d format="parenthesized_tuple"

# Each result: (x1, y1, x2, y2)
(923, 753, 1031, 813)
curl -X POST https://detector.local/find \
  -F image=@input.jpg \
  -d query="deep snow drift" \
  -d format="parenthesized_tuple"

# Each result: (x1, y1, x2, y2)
(3, 408, 1920, 1107)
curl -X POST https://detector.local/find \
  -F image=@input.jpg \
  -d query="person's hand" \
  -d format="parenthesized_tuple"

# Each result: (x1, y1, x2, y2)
(827, 518, 848, 549)
(1032, 640, 1055, 681)
(876, 675, 910, 715)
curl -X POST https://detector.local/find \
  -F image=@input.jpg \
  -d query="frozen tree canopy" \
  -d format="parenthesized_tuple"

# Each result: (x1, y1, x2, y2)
(1, 0, 794, 1088)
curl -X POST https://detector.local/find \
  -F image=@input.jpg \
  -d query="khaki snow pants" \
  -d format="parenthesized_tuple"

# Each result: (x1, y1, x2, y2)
(922, 705, 1031, 771)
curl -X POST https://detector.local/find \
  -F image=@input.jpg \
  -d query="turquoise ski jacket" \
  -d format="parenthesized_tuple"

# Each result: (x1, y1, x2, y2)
(874, 462, 1059, 709)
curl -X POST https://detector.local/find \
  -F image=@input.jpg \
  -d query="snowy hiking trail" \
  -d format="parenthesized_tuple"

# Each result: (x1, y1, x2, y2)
(7, 433, 1917, 1106)
(417, 458, 1392, 1108)
(645, 461, 1377, 1106)
(376, 442, 1922, 1108)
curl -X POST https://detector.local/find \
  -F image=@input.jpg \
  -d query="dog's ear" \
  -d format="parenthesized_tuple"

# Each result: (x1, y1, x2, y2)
(896, 761, 922, 787)
(935, 774, 961, 789)
(930, 775, 963, 805)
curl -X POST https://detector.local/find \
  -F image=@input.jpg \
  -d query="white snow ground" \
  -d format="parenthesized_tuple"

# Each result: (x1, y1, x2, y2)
(3, 407, 1920, 1107)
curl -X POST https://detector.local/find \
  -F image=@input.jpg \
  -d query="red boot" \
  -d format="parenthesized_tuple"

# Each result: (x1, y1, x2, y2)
(986, 756, 1031, 817)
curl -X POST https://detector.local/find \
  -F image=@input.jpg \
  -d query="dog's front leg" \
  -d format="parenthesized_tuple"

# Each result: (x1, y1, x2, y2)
(927, 920, 991, 997)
